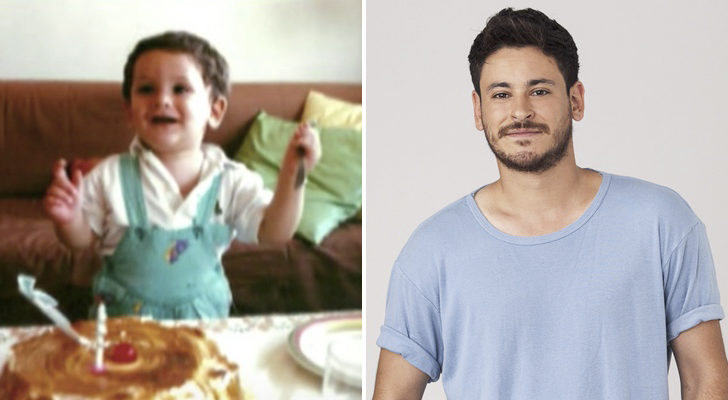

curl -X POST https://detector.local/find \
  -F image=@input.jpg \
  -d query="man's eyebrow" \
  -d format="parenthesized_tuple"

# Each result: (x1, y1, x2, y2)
(485, 79, 556, 93)
(527, 78, 556, 87)
(485, 82, 511, 92)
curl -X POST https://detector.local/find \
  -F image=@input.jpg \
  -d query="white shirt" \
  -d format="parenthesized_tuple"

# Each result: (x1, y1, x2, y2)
(83, 137, 273, 256)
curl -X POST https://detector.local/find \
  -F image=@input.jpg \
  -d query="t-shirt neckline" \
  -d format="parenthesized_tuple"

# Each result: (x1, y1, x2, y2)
(466, 170, 612, 245)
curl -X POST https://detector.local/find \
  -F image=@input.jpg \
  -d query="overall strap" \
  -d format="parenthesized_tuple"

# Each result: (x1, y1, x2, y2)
(195, 174, 223, 223)
(118, 154, 149, 227)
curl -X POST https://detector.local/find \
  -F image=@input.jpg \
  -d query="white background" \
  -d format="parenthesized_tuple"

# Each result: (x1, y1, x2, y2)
(366, 0, 728, 398)
(0, 0, 362, 83)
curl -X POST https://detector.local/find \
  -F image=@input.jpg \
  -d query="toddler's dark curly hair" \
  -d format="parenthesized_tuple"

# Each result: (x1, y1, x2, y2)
(122, 31, 229, 102)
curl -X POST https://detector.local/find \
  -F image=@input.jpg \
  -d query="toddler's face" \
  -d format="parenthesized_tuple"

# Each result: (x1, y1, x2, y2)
(127, 50, 226, 156)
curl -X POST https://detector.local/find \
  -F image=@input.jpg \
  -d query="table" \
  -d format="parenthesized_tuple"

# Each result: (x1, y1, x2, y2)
(0, 311, 362, 400)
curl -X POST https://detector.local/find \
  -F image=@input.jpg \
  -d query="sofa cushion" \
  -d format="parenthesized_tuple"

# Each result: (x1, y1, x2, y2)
(301, 91, 363, 221)
(301, 90, 362, 130)
(223, 221, 361, 313)
(0, 198, 100, 323)
(0, 199, 100, 287)
(234, 111, 362, 244)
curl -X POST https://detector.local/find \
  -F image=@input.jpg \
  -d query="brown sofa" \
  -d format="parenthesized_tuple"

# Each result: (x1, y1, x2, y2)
(0, 81, 362, 326)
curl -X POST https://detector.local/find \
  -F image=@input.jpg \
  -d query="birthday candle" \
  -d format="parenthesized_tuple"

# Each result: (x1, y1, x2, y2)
(94, 302, 107, 371)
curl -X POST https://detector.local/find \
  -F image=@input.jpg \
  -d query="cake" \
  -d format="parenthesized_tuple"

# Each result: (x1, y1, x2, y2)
(0, 317, 244, 399)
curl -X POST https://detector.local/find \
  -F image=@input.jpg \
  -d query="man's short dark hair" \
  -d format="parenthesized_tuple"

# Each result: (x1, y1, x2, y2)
(468, 8, 579, 97)
(122, 31, 230, 102)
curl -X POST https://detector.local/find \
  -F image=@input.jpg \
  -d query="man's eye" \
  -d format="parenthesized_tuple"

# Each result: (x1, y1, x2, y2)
(173, 85, 190, 94)
(532, 89, 549, 96)
(492, 92, 509, 99)
(136, 85, 154, 94)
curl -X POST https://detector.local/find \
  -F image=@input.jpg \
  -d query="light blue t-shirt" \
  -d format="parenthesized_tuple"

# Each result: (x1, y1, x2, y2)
(377, 172, 724, 399)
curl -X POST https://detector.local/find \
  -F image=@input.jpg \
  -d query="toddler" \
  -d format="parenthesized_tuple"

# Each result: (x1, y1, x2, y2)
(43, 31, 320, 319)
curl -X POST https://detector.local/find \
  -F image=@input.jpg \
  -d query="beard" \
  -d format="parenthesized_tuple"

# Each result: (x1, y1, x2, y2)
(483, 114, 573, 174)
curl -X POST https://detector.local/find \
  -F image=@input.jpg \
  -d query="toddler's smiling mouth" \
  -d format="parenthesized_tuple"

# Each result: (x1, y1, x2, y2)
(150, 115, 179, 124)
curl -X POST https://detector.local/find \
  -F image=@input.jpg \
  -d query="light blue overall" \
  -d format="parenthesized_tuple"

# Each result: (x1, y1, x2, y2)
(91, 155, 233, 319)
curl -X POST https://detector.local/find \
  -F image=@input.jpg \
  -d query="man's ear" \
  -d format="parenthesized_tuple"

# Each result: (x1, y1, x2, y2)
(569, 81, 585, 121)
(472, 90, 484, 131)
(208, 96, 228, 129)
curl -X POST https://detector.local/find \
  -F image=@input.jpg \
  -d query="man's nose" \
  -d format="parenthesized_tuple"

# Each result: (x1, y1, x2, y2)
(511, 94, 534, 121)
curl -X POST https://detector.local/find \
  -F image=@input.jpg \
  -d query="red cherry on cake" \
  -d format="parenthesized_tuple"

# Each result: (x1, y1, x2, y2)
(107, 342, 137, 363)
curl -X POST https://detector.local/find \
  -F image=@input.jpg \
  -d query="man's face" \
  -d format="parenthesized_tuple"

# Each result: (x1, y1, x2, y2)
(472, 46, 583, 173)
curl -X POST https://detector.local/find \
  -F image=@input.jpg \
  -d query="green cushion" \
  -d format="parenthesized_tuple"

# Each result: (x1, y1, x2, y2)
(235, 111, 362, 244)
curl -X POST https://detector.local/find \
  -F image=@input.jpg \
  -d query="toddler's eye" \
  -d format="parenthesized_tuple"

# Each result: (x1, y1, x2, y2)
(136, 85, 154, 95)
(173, 85, 191, 94)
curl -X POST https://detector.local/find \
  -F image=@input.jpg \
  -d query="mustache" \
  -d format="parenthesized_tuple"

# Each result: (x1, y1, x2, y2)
(498, 121, 550, 138)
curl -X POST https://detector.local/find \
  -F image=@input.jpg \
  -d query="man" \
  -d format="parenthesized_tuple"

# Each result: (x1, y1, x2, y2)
(373, 8, 728, 400)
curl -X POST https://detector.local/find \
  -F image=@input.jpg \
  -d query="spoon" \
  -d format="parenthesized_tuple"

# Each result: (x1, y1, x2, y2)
(17, 274, 93, 348)
(295, 145, 306, 189)
(295, 121, 316, 189)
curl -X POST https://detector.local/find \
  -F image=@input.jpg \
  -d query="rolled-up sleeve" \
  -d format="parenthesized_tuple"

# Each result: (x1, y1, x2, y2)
(664, 222, 724, 342)
(377, 263, 444, 382)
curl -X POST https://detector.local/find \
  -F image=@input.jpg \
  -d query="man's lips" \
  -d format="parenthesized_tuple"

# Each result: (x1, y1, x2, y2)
(497, 123, 550, 138)
(505, 129, 542, 137)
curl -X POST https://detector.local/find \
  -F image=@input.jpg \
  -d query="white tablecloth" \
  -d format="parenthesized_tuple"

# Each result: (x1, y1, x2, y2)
(0, 311, 362, 400)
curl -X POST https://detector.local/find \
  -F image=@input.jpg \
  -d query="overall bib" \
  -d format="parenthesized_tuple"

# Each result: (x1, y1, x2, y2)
(92, 155, 233, 319)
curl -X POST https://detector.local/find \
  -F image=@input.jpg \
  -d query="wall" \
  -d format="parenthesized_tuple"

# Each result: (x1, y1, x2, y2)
(0, 0, 361, 82)
(367, 0, 728, 399)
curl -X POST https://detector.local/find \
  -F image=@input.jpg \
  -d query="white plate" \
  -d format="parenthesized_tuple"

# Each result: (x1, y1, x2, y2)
(287, 313, 362, 379)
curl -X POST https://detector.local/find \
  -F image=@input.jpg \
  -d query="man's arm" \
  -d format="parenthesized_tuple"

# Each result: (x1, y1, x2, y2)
(671, 320, 728, 400)
(372, 349, 429, 400)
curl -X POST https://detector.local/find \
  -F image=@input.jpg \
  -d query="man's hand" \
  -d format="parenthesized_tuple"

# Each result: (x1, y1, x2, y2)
(43, 158, 94, 248)
(671, 320, 728, 400)
(373, 349, 429, 400)
(44, 159, 84, 225)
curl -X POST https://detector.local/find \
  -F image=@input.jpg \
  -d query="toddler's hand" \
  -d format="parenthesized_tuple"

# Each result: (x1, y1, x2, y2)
(44, 159, 85, 225)
(284, 122, 322, 180)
